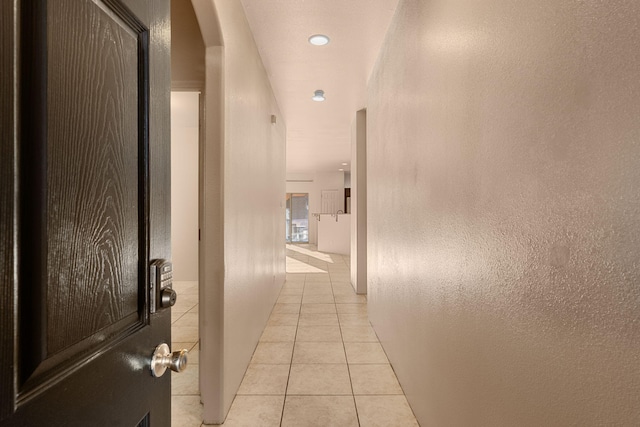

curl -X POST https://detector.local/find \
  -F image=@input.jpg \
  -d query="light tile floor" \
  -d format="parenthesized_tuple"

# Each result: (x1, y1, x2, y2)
(171, 245, 419, 426)
(171, 280, 201, 427)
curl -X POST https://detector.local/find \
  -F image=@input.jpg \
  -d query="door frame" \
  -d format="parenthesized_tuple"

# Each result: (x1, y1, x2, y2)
(171, 0, 226, 422)
(198, 45, 226, 425)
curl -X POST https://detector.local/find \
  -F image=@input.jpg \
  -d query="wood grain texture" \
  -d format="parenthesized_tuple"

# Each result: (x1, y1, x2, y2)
(0, 0, 15, 420)
(3, 0, 172, 424)
(46, 0, 141, 355)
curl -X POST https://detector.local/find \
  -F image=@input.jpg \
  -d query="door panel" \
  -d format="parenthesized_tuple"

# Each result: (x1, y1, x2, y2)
(1, 0, 172, 425)
(33, 0, 146, 385)
(321, 189, 339, 213)
(46, 0, 143, 356)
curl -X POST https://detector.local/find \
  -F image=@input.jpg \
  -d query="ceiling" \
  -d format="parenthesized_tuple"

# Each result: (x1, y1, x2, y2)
(239, 0, 399, 174)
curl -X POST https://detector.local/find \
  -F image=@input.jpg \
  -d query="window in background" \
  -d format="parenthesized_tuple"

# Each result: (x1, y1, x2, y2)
(286, 193, 309, 243)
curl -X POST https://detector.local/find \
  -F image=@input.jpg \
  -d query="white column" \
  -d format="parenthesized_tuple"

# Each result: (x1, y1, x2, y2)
(350, 109, 367, 294)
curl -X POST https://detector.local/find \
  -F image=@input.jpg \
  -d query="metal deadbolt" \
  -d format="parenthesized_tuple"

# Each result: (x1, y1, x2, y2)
(151, 343, 188, 377)
(160, 288, 177, 308)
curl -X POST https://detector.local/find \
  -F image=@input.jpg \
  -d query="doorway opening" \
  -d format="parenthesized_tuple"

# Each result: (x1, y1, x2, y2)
(286, 193, 309, 243)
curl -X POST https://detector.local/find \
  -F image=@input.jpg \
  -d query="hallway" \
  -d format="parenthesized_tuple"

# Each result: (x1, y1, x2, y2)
(170, 245, 418, 426)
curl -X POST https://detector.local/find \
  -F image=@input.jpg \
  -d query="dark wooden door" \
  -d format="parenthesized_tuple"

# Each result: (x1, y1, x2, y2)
(1, 0, 172, 425)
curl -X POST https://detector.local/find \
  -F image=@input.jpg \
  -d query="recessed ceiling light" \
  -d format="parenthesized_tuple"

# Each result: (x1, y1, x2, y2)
(339, 168, 344, 171)
(308, 34, 330, 46)
(312, 90, 325, 102)
(341, 162, 348, 166)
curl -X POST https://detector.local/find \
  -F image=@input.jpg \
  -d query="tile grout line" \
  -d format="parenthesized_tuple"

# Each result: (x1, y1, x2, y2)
(334, 256, 363, 427)
(278, 275, 304, 426)
(212, 250, 403, 426)
(332, 269, 362, 427)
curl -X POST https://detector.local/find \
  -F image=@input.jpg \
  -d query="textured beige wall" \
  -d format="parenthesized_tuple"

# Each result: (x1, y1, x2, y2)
(213, 0, 287, 421)
(194, 1, 286, 423)
(367, 1, 640, 425)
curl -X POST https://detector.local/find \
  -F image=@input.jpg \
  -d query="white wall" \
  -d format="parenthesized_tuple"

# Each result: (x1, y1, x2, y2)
(218, 1, 286, 420)
(286, 171, 345, 245)
(170, 91, 199, 281)
(368, 0, 640, 425)
(193, 0, 286, 423)
(318, 214, 351, 255)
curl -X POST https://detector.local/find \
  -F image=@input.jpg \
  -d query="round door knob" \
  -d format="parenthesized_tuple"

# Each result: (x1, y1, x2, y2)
(160, 288, 177, 308)
(151, 343, 188, 377)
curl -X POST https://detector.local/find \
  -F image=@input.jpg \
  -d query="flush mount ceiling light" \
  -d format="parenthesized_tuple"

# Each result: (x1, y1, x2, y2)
(341, 162, 348, 166)
(339, 168, 344, 171)
(312, 90, 325, 102)
(308, 34, 330, 46)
